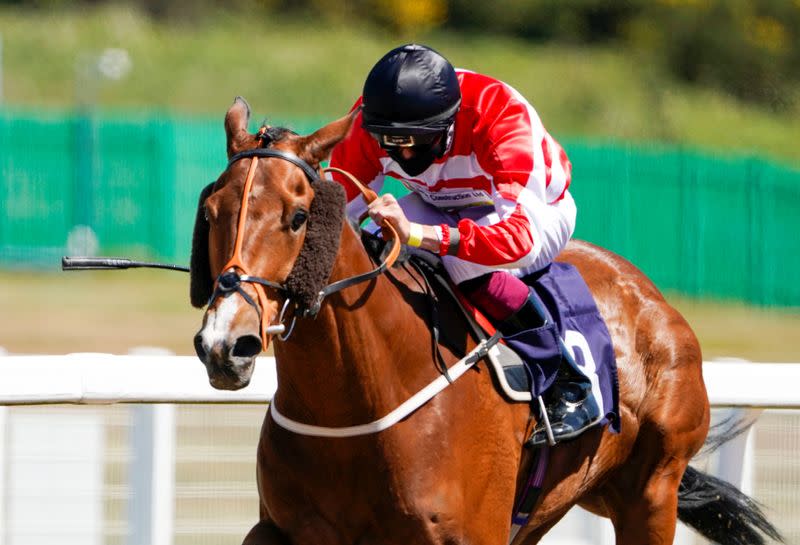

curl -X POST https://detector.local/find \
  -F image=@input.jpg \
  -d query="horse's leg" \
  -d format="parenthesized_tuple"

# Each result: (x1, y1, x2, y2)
(242, 520, 291, 545)
(603, 454, 687, 545)
(514, 510, 571, 545)
(604, 319, 709, 544)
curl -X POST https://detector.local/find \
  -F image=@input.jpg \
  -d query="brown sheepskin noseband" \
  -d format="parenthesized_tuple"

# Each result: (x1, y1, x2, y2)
(190, 181, 216, 308)
(284, 179, 346, 310)
(189, 177, 346, 314)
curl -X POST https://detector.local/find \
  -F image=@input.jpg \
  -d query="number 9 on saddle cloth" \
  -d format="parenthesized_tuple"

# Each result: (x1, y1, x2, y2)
(509, 261, 619, 445)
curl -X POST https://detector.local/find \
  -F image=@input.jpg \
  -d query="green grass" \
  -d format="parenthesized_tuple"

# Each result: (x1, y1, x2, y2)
(0, 270, 203, 355)
(1, 271, 798, 361)
(1, 4, 798, 166)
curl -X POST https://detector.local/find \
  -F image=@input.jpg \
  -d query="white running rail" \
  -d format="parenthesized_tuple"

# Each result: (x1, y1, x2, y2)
(0, 354, 797, 407)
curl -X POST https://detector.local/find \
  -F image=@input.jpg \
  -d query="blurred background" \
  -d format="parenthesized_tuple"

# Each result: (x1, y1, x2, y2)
(0, 1, 799, 545)
(0, 0, 799, 356)
(1, 0, 799, 356)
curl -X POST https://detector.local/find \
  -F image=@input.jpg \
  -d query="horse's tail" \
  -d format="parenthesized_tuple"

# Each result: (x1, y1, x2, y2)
(677, 466, 782, 545)
(677, 420, 783, 545)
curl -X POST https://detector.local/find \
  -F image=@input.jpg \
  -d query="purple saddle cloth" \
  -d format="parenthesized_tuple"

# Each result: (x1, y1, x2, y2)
(508, 262, 620, 433)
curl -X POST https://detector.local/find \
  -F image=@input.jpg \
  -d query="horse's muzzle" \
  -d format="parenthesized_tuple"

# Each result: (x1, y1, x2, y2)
(194, 331, 260, 390)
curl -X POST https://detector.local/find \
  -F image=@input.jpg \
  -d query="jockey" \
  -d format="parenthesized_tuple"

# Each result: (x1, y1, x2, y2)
(327, 43, 601, 446)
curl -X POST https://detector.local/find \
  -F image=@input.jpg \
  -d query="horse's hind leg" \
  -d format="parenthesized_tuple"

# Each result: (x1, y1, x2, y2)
(604, 453, 688, 545)
(606, 321, 710, 544)
(242, 520, 291, 545)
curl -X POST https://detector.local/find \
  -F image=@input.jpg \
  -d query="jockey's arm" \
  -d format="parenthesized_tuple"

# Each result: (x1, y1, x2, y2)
(437, 86, 573, 267)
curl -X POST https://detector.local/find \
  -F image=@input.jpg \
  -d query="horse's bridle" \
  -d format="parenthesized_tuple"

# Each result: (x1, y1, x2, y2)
(208, 141, 400, 351)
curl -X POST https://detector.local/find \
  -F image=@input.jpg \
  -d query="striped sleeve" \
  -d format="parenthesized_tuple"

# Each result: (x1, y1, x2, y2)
(454, 75, 571, 268)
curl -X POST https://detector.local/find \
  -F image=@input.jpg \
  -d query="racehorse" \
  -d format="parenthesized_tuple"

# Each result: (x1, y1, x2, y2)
(191, 97, 781, 545)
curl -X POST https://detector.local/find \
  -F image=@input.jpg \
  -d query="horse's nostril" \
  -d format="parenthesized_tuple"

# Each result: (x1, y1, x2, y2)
(233, 335, 262, 358)
(194, 333, 208, 361)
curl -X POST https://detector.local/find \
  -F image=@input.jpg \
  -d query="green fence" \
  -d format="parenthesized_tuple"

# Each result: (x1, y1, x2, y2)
(567, 142, 800, 307)
(1, 110, 799, 307)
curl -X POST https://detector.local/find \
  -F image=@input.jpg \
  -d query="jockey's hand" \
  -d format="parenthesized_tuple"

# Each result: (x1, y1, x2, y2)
(367, 193, 411, 243)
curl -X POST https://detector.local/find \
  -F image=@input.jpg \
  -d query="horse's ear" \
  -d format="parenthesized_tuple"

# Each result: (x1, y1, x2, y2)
(299, 111, 357, 167)
(225, 96, 252, 157)
(190, 182, 216, 308)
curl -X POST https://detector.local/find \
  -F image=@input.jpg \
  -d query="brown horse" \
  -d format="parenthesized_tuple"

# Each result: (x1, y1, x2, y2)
(191, 97, 781, 545)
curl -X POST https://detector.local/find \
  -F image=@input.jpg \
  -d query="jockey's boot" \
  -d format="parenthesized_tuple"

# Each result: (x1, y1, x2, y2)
(527, 355, 603, 447)
(494, 290, 603, 448)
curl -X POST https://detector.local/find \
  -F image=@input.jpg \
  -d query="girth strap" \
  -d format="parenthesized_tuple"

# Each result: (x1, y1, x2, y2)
(270, 333, 502, 437)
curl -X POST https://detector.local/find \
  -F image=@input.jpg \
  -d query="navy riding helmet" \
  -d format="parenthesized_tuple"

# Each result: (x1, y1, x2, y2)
(361, 44, 461, 136)
(361, 44, 461, 175)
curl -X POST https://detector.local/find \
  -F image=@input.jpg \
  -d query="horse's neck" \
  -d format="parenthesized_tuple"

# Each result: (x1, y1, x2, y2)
(273, 224, 426, 423)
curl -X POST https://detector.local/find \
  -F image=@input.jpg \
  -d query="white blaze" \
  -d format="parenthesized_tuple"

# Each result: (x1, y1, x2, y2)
(200, 296, 245, 349)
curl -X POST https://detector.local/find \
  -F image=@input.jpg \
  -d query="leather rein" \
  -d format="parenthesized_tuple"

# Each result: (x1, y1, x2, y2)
(209, 143, 401, 351)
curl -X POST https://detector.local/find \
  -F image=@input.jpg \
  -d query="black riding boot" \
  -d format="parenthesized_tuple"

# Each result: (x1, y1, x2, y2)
(527, 353, 603, 447)
(496, 293, 603, 447)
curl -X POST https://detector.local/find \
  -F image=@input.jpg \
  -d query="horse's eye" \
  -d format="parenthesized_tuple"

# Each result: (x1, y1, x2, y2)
(291, 209, 308, 232)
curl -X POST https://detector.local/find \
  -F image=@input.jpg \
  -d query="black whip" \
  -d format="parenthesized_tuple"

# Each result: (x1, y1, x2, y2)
(62, 256, 190, 272)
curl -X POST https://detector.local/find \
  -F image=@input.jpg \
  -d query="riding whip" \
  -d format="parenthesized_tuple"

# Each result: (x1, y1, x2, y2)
(62, 256, 189, 272)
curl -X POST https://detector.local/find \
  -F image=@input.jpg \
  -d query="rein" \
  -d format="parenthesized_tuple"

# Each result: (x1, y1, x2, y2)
(210, 145, 400, 350)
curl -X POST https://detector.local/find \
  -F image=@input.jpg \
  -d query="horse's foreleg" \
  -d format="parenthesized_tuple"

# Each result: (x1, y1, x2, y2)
(514, 512, 569, 545)
(242, 520, 291, 545)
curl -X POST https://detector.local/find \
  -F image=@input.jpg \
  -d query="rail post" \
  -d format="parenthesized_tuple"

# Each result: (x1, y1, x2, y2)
(128, 403, 176, 545)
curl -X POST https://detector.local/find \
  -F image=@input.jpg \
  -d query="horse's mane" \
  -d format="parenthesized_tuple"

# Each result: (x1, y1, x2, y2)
(258, 124, 295, 145)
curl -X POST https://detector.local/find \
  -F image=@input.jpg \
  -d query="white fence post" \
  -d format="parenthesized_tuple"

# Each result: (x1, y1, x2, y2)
(0, 406, 7, 545)
(127, 404, 175, 545)
(0, 350, 8, 545)
(714, 407, 762, 495)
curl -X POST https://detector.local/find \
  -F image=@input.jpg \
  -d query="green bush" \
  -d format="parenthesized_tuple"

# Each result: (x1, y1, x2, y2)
(629, 0, 800, 111)
(446, 0, 644, 42)
(445, 0, 799, 110)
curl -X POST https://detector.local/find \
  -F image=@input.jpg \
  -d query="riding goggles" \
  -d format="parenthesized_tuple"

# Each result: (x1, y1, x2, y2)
(370, 131, 441, 149)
